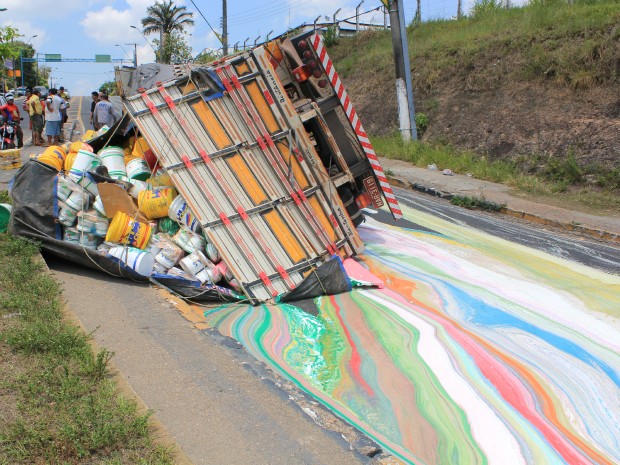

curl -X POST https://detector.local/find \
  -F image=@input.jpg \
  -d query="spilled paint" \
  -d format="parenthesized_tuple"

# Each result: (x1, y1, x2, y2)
(204, 205, 620, 464)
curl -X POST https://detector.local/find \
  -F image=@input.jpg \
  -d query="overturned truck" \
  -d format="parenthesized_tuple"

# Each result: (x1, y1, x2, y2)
(11, 32, 401, 304)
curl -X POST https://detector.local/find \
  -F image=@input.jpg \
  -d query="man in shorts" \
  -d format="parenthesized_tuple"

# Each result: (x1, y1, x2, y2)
(45, 88, 64, 146)
(29, 89, 45, 146)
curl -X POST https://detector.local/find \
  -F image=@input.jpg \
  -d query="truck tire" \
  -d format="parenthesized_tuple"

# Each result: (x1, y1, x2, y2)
(339, 187, 364, 227)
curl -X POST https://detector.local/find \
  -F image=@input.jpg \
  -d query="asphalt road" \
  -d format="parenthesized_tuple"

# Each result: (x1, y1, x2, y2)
(366, 186, 620, 275)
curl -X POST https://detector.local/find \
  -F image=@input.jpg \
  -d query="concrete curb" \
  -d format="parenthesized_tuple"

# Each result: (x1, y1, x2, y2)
(387, 175, 620, 244)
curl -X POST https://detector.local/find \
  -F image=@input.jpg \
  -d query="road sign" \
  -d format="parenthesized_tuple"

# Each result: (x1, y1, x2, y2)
(45, 54, 62, 62)
(95, 54, 111, 63)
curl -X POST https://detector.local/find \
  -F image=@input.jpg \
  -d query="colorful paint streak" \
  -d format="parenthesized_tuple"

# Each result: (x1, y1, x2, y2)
(204, 205, 620, 464)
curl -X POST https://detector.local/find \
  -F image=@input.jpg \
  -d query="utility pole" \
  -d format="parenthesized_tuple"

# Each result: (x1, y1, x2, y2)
(222, 0, 228, 56)
(387, 0, 417, 140)
(126, 43, 138, 67)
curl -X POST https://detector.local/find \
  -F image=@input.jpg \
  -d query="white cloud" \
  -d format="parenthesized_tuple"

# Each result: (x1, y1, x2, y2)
(0, 20, 47, 49)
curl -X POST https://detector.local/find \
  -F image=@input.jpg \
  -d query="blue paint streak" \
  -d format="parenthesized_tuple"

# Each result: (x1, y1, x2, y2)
(445, 283, 620, 387)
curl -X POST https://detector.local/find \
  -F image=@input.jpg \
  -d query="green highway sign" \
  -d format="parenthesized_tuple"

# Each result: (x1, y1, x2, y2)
(95, 54, 111, 63)
(45, 54, 62, 62)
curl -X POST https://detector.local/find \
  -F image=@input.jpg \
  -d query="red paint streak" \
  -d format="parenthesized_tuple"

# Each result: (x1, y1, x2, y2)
(331, 295, 375, 397)
(367, 263, 610, 465)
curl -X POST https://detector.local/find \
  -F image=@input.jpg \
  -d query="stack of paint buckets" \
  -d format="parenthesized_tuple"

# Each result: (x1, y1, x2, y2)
(39, 136, 239, 290)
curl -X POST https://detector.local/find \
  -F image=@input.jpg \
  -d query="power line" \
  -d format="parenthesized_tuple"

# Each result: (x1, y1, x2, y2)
(188, 0, 223, 46)
(228, 0, 312, 24)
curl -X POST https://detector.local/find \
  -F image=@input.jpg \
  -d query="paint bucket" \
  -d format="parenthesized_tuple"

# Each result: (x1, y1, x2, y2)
(168, 195, 200, 233)
(128, 179, 150, 199)
(105, 211, 152, 249)
(154, 241, 185, 269)
(57, 201, 77, 226)
(138, 187, 177, 220)
(172, 227, 205, 254)
(63, 227, 80, 242)
(133, 137, 160, 172)
(215, 261, 233, 281)
(126, 158, 151, 181)
(38, 145, 66, 171)
(93, 195, 106, 217)
(65, 188, 90, 212)
(195, 264, 222, 284)
(167, 266, 198, 281)
(108, 246, 155, 277)
(56, 176, 78, 201)
(147, 172, 172, 188)
(82, 129, 97, 141)
(179, 250, 210, 276)
(0, 203, 12, 233)
(77, 210, 109, 237)
(99, 146, 127, 179)
(77, 173, 98, 197)
(152, 262, 168, 274)
(205, 242, 221, 263)
(96, 242, 113, 255)
(69, 149, 100, 178)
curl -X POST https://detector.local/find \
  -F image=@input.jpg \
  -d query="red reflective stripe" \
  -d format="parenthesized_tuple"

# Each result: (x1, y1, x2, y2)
(257, 136, 266, 150)
(263, 90, 274, 105)
(264, 133, 275, 147)
(181, 155, 192, 168)
(231, 75, 242, 90)
(199, 150, 211, 164)
(297, 190, 307, 202)
(291, 192, 301, 205)
(319, 47, 327, 64)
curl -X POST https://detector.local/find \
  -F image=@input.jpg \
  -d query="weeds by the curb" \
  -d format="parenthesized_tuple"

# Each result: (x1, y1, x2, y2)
(450, 195, 506, 212)
(0, 232, 173, 465)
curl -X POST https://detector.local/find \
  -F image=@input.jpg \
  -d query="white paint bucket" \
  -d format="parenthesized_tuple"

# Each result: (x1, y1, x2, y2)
(63, 226, 80, 242)
(78, 232, 101, 249)
(172, 227, 205, 254)
(168, 195, 200, 233)
(65, 189, 90, 211)
(126, 158, 151, 181)
(195, 264, 222, 284)
(57, 176, 78, 201)
(128, 179, 150, 199)
(99, 146, 127, 179)
(205, 242, 220, 263)
(93, 195, 106, 217)
(108, 246, 155, 277)
(167, 266, 199, 281)
(69, 149, 100, 178)
(96, 242, 113, 255)
(179, 250, 210, 276)
(152, 262, 168, 274)
(58, 201, 77, 226)
(77, 174, 98, 197)
(154, 242, 184, 269)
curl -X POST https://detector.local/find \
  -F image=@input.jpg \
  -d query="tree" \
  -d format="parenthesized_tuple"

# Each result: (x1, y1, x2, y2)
(141, 0, 194, 64)
(99, 81, 117, 96)
(152, 32, 192, 64)
(0, 26, 21, 89)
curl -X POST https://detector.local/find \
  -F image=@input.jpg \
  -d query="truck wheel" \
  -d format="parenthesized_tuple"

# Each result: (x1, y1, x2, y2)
(339, 187, 364, 227)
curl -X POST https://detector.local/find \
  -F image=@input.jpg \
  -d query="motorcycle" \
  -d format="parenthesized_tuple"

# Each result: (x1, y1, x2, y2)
(0, 115, 20, 150)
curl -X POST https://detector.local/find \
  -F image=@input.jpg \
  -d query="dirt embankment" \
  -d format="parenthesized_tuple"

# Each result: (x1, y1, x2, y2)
(330, 27, 620, 172)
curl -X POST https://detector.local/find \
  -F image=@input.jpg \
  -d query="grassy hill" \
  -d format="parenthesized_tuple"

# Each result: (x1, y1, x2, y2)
(328, 0, 620, 201)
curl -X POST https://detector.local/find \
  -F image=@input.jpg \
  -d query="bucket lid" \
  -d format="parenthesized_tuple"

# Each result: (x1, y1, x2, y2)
(0, 203, 11, 233)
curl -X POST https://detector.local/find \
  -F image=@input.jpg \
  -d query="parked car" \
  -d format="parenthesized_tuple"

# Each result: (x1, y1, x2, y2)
(33, 86, 48, 99)
(15, 87, 26, 97)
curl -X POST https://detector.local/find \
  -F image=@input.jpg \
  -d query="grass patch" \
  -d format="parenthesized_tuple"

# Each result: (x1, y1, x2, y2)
(331, 0, 620, 90)
(371, 134, 620, 213)
(0, 233, 173, 464)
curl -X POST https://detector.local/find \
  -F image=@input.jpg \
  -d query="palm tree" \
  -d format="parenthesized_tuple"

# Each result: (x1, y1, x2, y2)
(141, 0, 194, 64)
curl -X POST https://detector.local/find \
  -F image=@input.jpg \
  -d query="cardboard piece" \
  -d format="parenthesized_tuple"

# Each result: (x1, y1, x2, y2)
(98, 183, 149, 224)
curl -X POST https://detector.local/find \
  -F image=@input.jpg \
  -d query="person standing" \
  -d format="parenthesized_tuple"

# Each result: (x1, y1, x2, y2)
(29, 89, 45, 146)
(45, 88, 64, 146)
(58, 86, 70, 142)
(93, 93, 116, 130)
(0, 94, 24, 148)
(89, 91, 99, 128)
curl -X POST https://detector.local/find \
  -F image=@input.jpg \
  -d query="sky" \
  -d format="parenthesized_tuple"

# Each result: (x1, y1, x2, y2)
(1, 0, 487, 97)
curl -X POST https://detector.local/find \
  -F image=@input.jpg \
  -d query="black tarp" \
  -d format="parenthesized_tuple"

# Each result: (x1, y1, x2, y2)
(8, 160, 241, 303)
(277, 257, 352, 303)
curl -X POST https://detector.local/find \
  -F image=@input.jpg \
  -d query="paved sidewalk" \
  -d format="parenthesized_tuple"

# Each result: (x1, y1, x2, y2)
(380, 157, 620, 242)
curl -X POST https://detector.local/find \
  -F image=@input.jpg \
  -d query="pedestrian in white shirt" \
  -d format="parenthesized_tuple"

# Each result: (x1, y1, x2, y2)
(45, 88, 64, 146)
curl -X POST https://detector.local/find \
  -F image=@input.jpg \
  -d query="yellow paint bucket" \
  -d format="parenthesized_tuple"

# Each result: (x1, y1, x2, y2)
(138, 187, 177, 220)
(105, 211, 152, 249)
(38, 145, 66, 171)
(147, 172, 173, 187)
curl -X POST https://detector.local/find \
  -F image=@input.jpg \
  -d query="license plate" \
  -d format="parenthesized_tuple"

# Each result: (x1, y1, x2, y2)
(363, 176, 384, 208)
